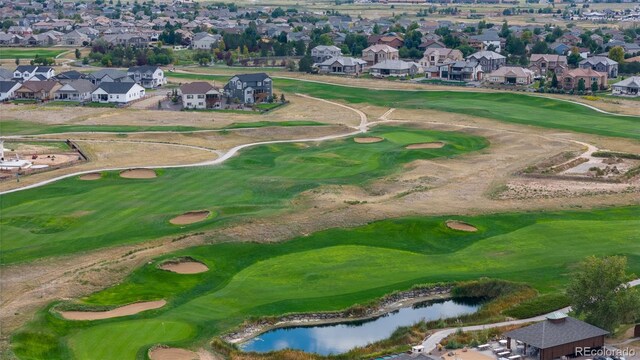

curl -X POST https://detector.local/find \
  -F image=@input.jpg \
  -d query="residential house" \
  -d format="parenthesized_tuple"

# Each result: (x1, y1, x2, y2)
(91, 82, 146, 104)
(34, 66, 55, 80)
(438, 60, 483, 82)
(419, 48, 463, 67)
(223, 73, 273, 104)
(13, 65, 38, 81)
(56, 70, 86, 82)
(368, 34, 404, 48)
(468, 30, 502, 52)
(466, 51, 506, 72)
(54, 79, 95, 102)
(88, 69, 133, 85)
(15, 81, 62, 101)
(0, 81, 21, 101)
(315, 57, 367, 76)
(102, 34, 148, 47)
(612, 76, 640, 97)
(562, 68, 608, 91)
(0, 67, 14, 81)
(485, 66, 535, 85)
(362, 44, 399, 66)
(529, 54, 568, 76)
(191, 32, 221, 50)
(127, 65, 166, 88)
(579, 56, 618, 78)
(311, 45, 342, 63)
(370, 60, 422, 77)
(178, 81, 222, 109)
(61, 30, 90, 46)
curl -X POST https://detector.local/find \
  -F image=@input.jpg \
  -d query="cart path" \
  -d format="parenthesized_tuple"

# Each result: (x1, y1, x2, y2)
(0, 95, 366, 195)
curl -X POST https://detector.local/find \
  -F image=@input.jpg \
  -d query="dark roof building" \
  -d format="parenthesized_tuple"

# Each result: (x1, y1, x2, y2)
(504, 313, 609, 360)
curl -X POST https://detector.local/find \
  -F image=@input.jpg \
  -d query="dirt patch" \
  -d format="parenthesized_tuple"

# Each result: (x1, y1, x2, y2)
(159, 258, 209, 274)
(170, 210, 211, 225)
(79, 173, 102, 181)
(58, 300, 166, 320)
(149, 346, 200, 360)
(445, 220, 478, 232)
(406, 142, 445, 149)
(354, 137, 383, 143)
(120, 168, 157, 179)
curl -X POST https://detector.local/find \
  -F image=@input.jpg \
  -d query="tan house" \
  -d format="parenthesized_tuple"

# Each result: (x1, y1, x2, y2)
(419, 48, 463, 67)
(178, 81, 221, 109)
(362, 44, 399, 66)
(15, 81, 61, 101)
(562, 68, 607, 91)
(529, 54, 568, 76)
(485, 66, 535, 85)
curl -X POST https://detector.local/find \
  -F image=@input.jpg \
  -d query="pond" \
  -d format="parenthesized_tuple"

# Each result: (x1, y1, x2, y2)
(240, 298, 481, 355)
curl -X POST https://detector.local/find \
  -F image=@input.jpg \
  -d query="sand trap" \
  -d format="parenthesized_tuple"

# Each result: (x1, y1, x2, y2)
(149, 347, 200, 360)
(79, 172, 102, 180)
(445, 220, 478, 232)
(119, 168, 157, 179)
(406, 142, 445, 149)
(354, 137, 383, 143)
(170, 210, 211, 225)
(59, 300, 166, 320)
(159, 259, 209, 274)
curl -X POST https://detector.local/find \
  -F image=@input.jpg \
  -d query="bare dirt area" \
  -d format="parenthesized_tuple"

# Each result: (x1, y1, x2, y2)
(149, 346, 200, 360)
(120, 168, 157, 179)
(170, 210, 211, 225)
(58, 300, 166, 320)
(159, 258, 209, 274)
(445, 220, 478, 232)
(79, 172, 101, 180)
(354, 136, 383, 143)
(407, 142, 445, 149)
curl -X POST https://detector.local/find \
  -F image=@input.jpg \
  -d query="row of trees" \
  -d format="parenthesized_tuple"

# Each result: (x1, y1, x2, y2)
(88, 40, 174, 67)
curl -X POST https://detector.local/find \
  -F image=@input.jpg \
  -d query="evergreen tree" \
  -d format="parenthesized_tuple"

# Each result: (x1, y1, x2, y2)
(577, 78, 586, 92)
(551, 72, 558, 88)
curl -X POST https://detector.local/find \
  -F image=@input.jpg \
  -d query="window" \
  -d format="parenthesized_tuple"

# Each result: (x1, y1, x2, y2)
(197, 95, 204, 99)
(187, 95, 193, 99)
(257, 82, 262, 86)
(198, 102, 203, 106)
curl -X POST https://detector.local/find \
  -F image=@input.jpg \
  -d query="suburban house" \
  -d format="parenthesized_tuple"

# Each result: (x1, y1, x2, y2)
(61, 30, 90, 45)
(362, 44, 399, 66)
(562, 68, 608, 91)
(191, 32, 221, 50)
(468, 30, 502, 52)
(88, 69, 133, 85)
(15, 81, 62, 101)
(438, 60, 483, 82)
(419, 48, 463, 68)
(579, 56, 618, 78)
(56, 70, 86, 82)
(466, 51, 506, 72)
(127, 66, 166, 88)
(612, 76, 640, 97)
(311, 45, 343, 63)
(91, 82, 146, 104)
(504, 313, 608, 360)
(223, 73, 273, 104)
(0, 67, 14, 81)
(0, 81, 21, 101)
(13, 65, 55, 81)
(485, 66, 535, 85)
(368, 34, 404, 49)
(370, 60, 422, 77)
(54, 79, 95, 102)
(178, 81, 222, 109)
(529, 54, 568, 76)
(315, 56, 367, 75)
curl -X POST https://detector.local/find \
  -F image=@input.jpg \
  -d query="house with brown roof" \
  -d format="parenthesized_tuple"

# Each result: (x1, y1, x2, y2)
(178, 81, 221, 109)
(562, 68, 608, 91)
(419, 48, 463, 68)
(485, 66, 535, 85)
(529, 54, 568, 76)
(368, 34, 404, 49)
(15, 81, 61, 101)
(362, 44, 399, 66)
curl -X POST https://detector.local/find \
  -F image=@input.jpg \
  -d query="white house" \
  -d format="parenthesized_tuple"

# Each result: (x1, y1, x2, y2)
(0, 81, 21, 101)
(311, 45, 342, 63)
(191, 32, 221, 50)
(54, 79, 95, 102)
(178, 81, 221, 109)
(13, 65, 38, 81)
(127, 65, 166, 88)
(612, 76, 640, 97)
(91, 82, 145, 104)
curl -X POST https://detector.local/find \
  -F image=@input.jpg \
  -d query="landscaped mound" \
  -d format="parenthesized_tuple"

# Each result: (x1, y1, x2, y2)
(354, 137, 383, 143)
(149, 346, 199, 360)
(119, 168, 157, 179)
(159, 257, 209, 274)
(445, 220, 478, 232)
(406, 142, 445, 149)
(170, 210, 210, 225)
(79, 173, 102, 181)
(58, 300, 166, 320)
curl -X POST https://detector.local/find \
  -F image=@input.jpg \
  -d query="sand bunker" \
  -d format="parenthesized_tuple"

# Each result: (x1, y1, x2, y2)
(59, 300, 166, 320)
(149, 347, 200, 360)
(406, 142, 445, 149)
(159, 259, 209, 274)
(354, 137, 384, 143)
(79, 172, 102, 181)
(119, 168, 157, 179)
(170, 210, 211, 225)
(445, 220, 478, 232)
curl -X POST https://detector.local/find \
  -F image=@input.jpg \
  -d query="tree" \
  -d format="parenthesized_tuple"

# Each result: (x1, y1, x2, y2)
(75, 48, 81, 59)
(551, 72, 558, 88)
(298, 55, 313, 73)
(280, 93, 286, 102)
(577, 78, 585, 92)
(372, 23, 380, 34)
(15, 58, 19, 66)
(591, 80, 598, 92)
(608, 46, 625, 64)
(567, 256, 640, 331)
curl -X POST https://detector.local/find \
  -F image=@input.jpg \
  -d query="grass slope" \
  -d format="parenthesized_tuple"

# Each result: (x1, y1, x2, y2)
(12, 206, 640, 359)
(0, 126, 487, 265)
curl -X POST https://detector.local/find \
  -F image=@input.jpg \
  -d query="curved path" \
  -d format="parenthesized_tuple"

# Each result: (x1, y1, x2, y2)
(0, 95, 366, 195)
(421, 279, 640, 351)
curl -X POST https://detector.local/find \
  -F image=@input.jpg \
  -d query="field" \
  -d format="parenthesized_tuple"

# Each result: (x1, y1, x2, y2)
(11, 205, 640, 359)
(0, 126, 487, 265)
(0, 48, 66, 59)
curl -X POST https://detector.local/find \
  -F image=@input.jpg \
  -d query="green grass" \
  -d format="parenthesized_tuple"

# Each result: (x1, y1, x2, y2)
(0, 126, 487, 265)
(170, 72, 640, 140)
(223, 120, 327, 129)
(0, 48, 66, 59)
(11, 206, 640, 359)
(503, 293, 571, 319)
(0, 120, 204, 136)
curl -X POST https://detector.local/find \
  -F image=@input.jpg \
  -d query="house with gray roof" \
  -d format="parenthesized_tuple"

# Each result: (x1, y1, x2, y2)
(127, 65, 166, 88)
(55, 79, 95, 102)
(0, 67, 14, 81)
(0, 81, 21, 101)
(88, 69, 133, 85)
(311, 45, 342, 63)
(91, 82, 145, 104)
(370, 60, 423, 77)
(192, 32, 221, 50)
(223, 73, 272, 104)
(315, 56, 367, 76)
(579, 56, 618, 78)
(466, 50, 506, 72)
(612, 76, 640, 97)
